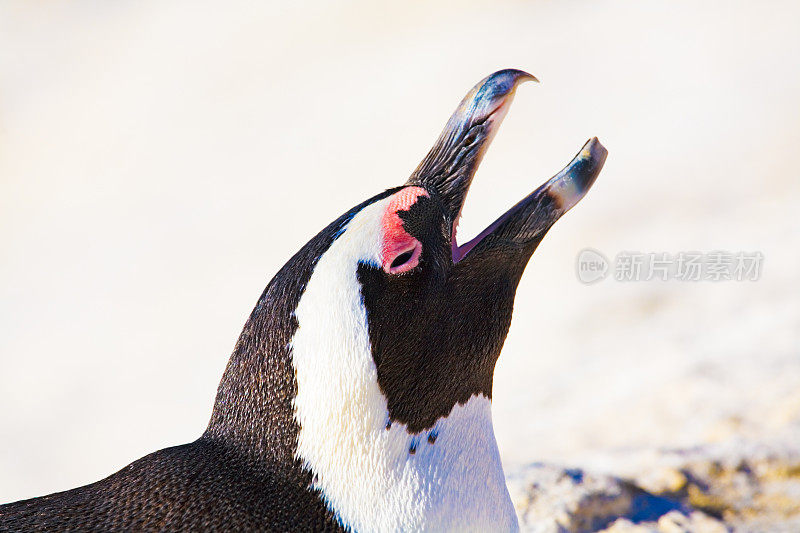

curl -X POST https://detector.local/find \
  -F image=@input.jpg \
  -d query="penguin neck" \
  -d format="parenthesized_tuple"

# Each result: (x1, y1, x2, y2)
(203, 192, 397, 464)
(289, 202, 518, 532)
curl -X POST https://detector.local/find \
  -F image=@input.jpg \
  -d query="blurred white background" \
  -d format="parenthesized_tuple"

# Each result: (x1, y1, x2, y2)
(1, 1, 799, 503)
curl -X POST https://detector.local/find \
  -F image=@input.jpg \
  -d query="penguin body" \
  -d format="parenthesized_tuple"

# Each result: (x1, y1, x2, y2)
(0, 70, 607, 532)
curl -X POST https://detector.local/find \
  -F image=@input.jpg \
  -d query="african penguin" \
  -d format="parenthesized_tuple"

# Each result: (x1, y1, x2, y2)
(0, 69, 607, 532)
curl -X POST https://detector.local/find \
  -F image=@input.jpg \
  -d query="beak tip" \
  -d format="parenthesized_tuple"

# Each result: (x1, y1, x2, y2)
(480, 69, 539, 99)
(581, 137, 608, 173)
(549, 137, 608, 211)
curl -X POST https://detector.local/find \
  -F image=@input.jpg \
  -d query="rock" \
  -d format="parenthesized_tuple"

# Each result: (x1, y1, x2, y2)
(601, 517, 655, 532)
(656, 510, 728, 533)
(601, 511, 728, 533)
(507, 463, 722, 533)
(635, 467, 688, 497)
(508, 463, 634, 532)
(508, 441, 800, 532)
(673, 452, 800, 531)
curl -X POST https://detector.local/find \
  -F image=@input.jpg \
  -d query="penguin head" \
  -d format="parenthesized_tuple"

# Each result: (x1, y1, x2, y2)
(292, 70, 607, 433)
(206, 70, 606, 469)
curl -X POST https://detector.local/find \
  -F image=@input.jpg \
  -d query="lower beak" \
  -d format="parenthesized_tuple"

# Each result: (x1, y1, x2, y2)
(452, 137, 607, 262)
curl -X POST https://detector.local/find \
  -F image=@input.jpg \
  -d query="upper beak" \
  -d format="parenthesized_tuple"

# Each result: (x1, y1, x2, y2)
(407, 69, 536, 224)
(407, 69, 607, 264)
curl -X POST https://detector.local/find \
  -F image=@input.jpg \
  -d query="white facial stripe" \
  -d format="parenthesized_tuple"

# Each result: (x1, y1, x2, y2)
(291, 197, 518, 532)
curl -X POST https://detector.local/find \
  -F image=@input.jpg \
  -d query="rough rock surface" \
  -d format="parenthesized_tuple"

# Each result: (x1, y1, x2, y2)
(507, 463, 722, 533)
(509, 441, 800, 532)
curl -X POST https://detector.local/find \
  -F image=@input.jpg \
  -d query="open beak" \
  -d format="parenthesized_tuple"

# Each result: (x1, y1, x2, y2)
(407, 69, 607, 264)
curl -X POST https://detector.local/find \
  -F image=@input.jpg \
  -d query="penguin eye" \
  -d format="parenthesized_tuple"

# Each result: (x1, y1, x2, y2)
(391, 250, 415, 269)
(384, 241, 422, 275)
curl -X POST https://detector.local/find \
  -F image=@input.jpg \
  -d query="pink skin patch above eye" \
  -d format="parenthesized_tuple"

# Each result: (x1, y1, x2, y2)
(381, 187, 428, 274)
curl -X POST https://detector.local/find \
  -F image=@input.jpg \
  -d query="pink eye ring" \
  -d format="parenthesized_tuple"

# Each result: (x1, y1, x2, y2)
(381, 187, 428, 275)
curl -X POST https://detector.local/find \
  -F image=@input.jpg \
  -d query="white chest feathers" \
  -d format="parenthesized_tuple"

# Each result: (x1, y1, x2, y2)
(290, 199, 518, 533)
